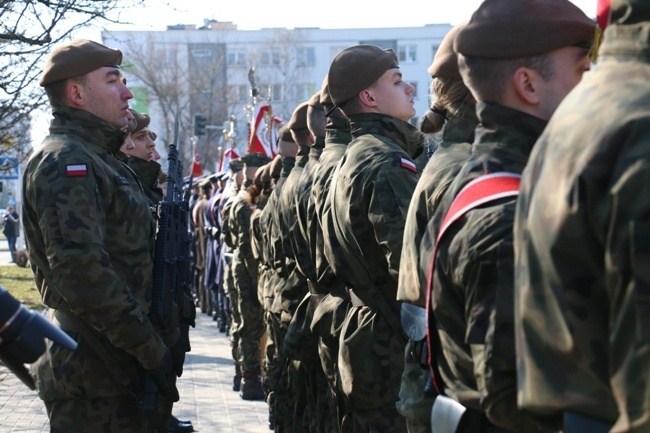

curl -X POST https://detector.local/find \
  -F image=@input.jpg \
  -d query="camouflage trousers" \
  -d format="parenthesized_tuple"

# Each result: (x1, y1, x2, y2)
(46, 394, 171, 433)
(233, 272, 264, 373)
(266, 311, 297, 433)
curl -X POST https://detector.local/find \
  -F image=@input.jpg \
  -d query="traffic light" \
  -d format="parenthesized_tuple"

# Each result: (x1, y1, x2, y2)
(194, 114, 206, 136)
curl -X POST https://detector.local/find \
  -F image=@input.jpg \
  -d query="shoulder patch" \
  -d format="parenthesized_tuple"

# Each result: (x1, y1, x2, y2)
(66, 164, 88, 177)
(400, 158, 417, 173)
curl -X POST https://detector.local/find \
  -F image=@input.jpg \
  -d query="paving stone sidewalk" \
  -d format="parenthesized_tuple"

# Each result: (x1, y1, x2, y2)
(0, 309, 270, 432)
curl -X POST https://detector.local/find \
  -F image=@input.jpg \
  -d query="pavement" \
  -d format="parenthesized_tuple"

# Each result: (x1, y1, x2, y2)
(0, 307, 271, 432)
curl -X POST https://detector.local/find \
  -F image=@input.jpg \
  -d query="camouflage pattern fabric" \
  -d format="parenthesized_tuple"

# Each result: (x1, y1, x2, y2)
(514, 9, 650, 429)
(321, 112, 422, 430)
(24, 106, 166, 429)
(427, 102, 559, 432)
(221, 189, 242, 370)
(127, 157, 164, 206)
(229, 184, 264, 374)
(396, 100, 476, 433)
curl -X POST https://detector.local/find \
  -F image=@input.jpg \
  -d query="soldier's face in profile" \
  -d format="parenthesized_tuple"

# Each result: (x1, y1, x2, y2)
(537, 45, 591, 120)
(367, 69, 416, 122)
(78, 67, 133, 129)
(130, 128, 156, 161)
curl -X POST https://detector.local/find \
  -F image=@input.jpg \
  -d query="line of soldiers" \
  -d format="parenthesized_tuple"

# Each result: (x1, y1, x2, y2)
(191, 0, 650, 432)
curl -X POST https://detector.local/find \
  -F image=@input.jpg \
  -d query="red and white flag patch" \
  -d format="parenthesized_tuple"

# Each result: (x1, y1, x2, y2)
(66, 164, 88, 177)
(401, 158, 417, 173)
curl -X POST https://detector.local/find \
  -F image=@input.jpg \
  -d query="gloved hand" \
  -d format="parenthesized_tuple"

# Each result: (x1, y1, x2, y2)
(146, 347, 179, 402)
(170, 336, 187, 377)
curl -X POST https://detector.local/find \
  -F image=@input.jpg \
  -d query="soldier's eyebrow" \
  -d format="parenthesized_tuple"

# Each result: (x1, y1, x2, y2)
(105, 69, 122, 80)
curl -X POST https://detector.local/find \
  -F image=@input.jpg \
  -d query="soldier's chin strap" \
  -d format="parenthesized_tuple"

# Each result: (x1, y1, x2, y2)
(425, 172, 522, 395)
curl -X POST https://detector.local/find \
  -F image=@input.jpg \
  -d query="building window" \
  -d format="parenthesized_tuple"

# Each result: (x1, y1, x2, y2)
(297, 83, 317, 101)
(296, 47, 316, 67)
(398, 45, 417, 63)
(191, 48, 212, 58)
(227, 50, 246, 66)
(261, 51, 281, 66)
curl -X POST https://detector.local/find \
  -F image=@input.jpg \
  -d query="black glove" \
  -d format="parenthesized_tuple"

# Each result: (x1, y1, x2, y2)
(170, 337, 186, 377)
(146, 347, 179, 402)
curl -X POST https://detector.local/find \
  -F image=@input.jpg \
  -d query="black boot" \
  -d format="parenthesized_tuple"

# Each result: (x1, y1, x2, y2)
(240, 370, 265, 401)
(233, 364, 242, 392)
(168, 415, 194, 432)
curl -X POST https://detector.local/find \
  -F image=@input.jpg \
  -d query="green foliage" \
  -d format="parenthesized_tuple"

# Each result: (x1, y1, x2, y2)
(0, 265, 41, 310)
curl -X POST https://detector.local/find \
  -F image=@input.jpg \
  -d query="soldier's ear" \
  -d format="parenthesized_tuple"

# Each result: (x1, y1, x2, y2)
(66, 81, 85, 107)
(511, 66, 541, 106)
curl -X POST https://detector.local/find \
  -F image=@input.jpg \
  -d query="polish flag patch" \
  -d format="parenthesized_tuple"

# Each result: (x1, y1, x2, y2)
(66, 164, 88, 177)
(401, 158, 417, 173)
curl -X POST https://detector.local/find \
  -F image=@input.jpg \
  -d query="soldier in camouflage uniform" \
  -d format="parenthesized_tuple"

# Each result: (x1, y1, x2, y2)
(283, 96, 337, 433)
(514, 1, 650, 431)
(396, 22, 477, 433)
(227, 152, 271, 400)
(310, 82, 358, 433)
(322, 44, 423, 432)
(221, 158, 245, 391)
(25, 39, 178, 432)
(424, 1, 596, 431)
(264, 129, 300, 432)
(193, 177, 213, 315)
(121, 108, 196, 433)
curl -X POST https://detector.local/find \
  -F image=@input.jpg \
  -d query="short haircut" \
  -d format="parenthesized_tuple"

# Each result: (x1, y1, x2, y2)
(458, 53, 555, 103)
(44, 75, 86, 106)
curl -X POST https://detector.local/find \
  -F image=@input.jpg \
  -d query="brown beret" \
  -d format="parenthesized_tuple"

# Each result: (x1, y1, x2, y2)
(455, 0, 596, 59)
(318, 76, 333, 107)
(279, 125, 294, 143)
(327, 44, 399, 106)
(307, 89, 323, 110)
(148, 131, 157, 141)
(40, 39, 123, 87)
(261, 164, 272, 183)
(428, 22, 467, 79)
(270, 155, 283, 180)
(287, 102, 309, 131)
(253, 165, 266, 188)
(241, 152, 272, 168)
(229, 158, 244, 172)
(128, 109, 151, 134)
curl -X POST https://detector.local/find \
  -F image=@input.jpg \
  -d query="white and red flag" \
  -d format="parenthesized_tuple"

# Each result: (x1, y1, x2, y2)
(191, 152, 203, 177)
(248, 102, 281, 157)
(219, 147, 240, 172)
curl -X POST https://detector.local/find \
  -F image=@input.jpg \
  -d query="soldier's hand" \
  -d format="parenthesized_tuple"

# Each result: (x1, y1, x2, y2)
(170, 337, 187, 377)
(147, 347, 180, 402)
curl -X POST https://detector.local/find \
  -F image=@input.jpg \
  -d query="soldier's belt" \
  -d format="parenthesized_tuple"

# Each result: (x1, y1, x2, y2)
(348, 285, 406, 341)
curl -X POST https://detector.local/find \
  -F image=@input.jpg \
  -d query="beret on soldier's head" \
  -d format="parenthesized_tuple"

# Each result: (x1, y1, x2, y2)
(241, 152, 272, 168)
(455, 0, 596, 59)
(270, 155, 283, 180)
(261, 163, 272, 183)
(279, 125, 294, 143)
(148, 131, 157, 141)
(287, 102, 309, 131)
(253, 165, 267, 187)
(198, 177, 213, 190)
(319, 76, 334, 107)
(128, 109, 151, 134)
(327, 44, 399, 106)
(229, 158, 244, 172)
(428, 22, 467, 79)
(40, 39, 123, 87)
(307, 89, 323, 110)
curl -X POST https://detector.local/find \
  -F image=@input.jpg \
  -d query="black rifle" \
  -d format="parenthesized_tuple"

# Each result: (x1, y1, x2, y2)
(143, 117, 192, 422)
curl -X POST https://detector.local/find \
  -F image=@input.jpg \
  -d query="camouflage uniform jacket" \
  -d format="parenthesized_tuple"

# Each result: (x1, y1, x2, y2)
(311, 117, 351, 289)
(428, 102, 556, 432)
(397, 101, 477, 306)
(514, 11, 650, 429)
(291, 136, 324, 289)
(229, 183, 258, 282)
(323, 113, 421, 291)
(24, 106, 165, 400)
(128, 156, 164, 205)
(271, 148, 309, 319)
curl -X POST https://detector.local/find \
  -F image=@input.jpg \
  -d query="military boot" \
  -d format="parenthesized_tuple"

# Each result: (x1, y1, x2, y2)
(233, 364, 242, 392)
(240, 370, 265, 401)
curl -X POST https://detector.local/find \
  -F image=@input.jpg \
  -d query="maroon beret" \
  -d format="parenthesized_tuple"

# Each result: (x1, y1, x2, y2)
(40, 39, 123, 87)
(287, 102, 309, 131)
(428, 22, 467, 79)
(327, 44, 399, 106)
(455, 0, 596, 59)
